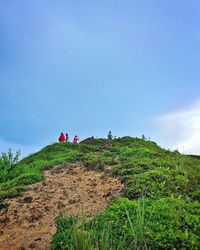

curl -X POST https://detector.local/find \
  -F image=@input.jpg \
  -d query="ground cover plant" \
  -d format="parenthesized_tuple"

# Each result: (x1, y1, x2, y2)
(1, 137, 200, 249)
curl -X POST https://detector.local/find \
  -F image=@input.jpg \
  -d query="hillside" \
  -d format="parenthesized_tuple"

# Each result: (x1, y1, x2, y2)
(0, 137, 200, 249)
(0, 163, 122, 249)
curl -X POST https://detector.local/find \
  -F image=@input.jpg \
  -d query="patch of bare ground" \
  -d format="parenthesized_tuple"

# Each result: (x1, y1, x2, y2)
(0, 163, 123, 250)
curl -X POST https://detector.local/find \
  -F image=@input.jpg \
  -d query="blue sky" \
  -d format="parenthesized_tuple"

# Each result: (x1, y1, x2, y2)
(1, 0, 200, 156)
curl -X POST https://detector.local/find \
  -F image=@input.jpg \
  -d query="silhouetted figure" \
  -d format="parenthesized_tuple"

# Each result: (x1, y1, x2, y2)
(58, 133, 65, 142)
(65, 133, 69, 142)
(73, 135, 79, 144)
(108, 131, 113, 140)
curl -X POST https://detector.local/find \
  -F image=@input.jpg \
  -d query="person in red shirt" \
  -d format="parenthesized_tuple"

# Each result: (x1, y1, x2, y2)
(58, 132, 65, 142)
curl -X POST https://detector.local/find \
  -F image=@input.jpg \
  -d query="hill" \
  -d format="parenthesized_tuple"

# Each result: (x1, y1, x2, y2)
(0, 137, 200, 249)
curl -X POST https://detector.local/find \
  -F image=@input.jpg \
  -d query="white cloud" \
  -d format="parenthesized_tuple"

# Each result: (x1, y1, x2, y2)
(155, 101, 200, 155)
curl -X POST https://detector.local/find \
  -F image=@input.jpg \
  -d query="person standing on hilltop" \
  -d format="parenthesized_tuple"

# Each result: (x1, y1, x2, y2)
(73, 135, 79, 144)
(65, 133, 69, 142)
(58, 132, 65, 142)
(108, 131, 113, 140)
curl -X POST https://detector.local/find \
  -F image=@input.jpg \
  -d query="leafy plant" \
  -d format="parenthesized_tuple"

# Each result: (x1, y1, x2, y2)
(0, 149, 20, 182)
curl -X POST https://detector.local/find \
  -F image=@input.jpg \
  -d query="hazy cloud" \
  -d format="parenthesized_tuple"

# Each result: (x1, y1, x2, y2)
(156, 101, 200, 154)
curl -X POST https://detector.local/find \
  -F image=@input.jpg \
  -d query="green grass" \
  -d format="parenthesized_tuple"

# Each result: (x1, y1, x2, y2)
(0, 142, 83, 200)
(50, 199, 147, 250)
(51, 198, 200, 249)
(1, 137, 200, 249)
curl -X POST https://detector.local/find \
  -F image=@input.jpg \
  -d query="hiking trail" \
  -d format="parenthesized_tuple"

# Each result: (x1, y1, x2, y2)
(0, 163, 123, 250)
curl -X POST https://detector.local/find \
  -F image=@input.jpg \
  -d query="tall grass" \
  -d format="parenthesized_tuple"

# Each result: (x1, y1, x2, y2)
(125, 198, 148, 249)
(71, 215, 94, 250)
(51, 198, 150, 250)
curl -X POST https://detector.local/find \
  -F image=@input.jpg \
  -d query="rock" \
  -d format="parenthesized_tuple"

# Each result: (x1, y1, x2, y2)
(29, 209, 43, 223)
(0, 210, 5, 216)
(10, 232, 16, 239)
(12, 212, 19, 222)
(28, 224, 36, 229)
(57, 201, 65, 209)
(18, 246, 26, 250)
(28, 242, 37, 249)
(68, 199, 75, 204)
(33, 187, 39, 192)
(0, 215, 9, 225)
(63, 190, 69, 197)
(23, 196, 33, 203)
(0, 203, 9, 210)
(0, 203, 9, 215)
(34, 237, 42, 241)
(13, 209, 18, 214)
(0, 230, 4, 235)
(90, 178, 98, 186)
(100, 177, 107, 183)
(44, 206, 50, 212)
(68, 196, 81, 204)
(103, 191, 112, 198)
(48, 190, 55, 194)
(68, 186, 75, 192)
(98, 163, 106, 171)
(53, 168, 64, 174)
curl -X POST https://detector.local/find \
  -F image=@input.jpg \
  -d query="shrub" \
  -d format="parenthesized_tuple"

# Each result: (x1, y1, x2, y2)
(0, 149, 20, 182)
(95, 198, 200, 249)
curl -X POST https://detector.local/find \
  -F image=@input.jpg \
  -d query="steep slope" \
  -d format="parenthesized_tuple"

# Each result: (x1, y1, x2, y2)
(0, 163, 122, 250)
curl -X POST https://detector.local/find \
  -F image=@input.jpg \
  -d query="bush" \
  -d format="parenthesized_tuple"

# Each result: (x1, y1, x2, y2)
(95, 198, 200, 249)
(51, 198, 200, 249)
(0, 149, 20, 182)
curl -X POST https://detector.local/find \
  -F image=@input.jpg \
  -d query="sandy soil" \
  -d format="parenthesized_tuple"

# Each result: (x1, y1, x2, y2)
(0, 163, 123, 250)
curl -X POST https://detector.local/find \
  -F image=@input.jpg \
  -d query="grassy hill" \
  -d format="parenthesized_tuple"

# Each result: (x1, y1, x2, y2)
(1, 137, 200, 249)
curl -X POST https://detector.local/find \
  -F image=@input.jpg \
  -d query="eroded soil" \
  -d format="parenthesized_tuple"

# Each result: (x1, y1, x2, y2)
(0, 163, 123, 250)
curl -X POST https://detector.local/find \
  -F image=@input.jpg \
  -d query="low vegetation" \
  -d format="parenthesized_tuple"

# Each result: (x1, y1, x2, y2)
(1, 137, 200, 249)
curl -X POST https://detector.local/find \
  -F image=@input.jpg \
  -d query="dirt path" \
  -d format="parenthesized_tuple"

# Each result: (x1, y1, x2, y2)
(0, 163, 123, 250)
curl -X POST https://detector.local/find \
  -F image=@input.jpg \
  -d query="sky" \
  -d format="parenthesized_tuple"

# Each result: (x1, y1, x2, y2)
(0, 0, 200, 157)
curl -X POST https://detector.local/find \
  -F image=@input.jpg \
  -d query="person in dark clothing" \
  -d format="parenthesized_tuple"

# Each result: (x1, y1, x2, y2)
(108, 131, 113, 140)
(65, 133, 69, 142)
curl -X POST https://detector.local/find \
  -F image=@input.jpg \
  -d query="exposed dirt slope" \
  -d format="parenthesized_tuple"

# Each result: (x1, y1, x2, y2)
(0, 163, 123, 250)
